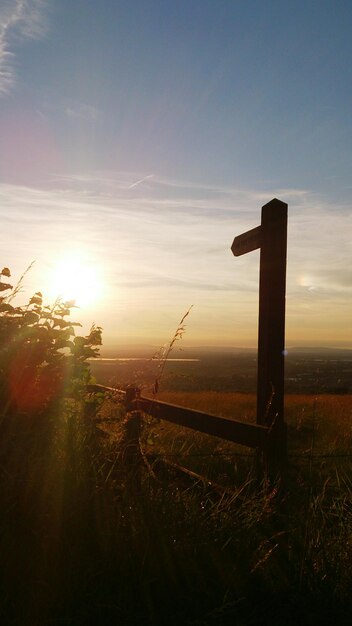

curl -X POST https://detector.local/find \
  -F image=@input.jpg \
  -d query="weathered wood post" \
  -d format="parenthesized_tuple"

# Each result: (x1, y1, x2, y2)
(123, 386, 142, 489)
(83, 393, 99, 440)
(232, 198, 288, 482)
(257, 199, 287, 481)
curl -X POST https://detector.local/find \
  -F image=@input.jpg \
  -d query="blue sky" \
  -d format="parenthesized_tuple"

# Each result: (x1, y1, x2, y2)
(1, 0, 351, 349)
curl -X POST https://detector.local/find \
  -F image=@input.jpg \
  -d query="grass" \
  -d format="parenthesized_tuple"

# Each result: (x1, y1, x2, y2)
(1, 392, 352, 625)
(146, 390, 352, 455)
(142, 391, 352, 483)
(3, 272, 352, 623)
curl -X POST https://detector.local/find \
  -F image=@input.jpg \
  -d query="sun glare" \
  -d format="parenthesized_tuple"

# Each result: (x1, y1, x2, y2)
(47, 251, 104, 308)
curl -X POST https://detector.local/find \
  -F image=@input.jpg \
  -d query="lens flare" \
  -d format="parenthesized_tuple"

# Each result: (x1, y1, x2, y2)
(47, 250, 104, 307)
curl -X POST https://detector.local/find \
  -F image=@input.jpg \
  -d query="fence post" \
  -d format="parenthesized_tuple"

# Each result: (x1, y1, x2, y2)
(256, 199, 288, 482)
(83, 393, 99, 441)
(122, 387, 142, 489)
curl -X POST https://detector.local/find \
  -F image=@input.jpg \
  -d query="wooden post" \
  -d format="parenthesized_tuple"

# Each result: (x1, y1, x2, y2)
(83, 394, 98, 440)
(232, 198, 288, 482)
(257, 200, 287, 423)
(122, 387, 142, 489)
(257, 199, 287, 480)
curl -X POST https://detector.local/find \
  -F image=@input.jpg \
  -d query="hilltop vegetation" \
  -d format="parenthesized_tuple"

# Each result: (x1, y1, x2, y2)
(1, 267, 352, 625)
(0, 266, 102, 419)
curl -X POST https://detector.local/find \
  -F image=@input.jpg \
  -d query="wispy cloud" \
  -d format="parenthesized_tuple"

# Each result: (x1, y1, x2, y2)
(65, 101, 101, 121)
(1, 175, 351, 295)
(0, 0, 46, 96)
(128, 174, 154, 189)
(1, 174, 351, 345)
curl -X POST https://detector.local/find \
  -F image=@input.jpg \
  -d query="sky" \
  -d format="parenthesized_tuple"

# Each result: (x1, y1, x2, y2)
(0, 0, 351, 351)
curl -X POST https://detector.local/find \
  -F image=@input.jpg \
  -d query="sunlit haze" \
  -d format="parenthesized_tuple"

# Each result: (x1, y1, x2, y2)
(45, 250, 105, 308)
(1, 1, 351, 351)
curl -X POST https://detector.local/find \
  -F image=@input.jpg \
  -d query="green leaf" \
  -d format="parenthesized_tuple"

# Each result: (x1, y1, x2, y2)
(87, 325, 103, 346)
(57, 308, 71, 317)
(0, 303, 15, 313)
(74, 336, 88, 346)
(51, 317, 72, 328)
(36, 326, 49, 338)
(55, 339, 75, 349)
(40, 312, 54, 319)
(23, 311, 40, 324)
(29, 294, 42, 305)
(0, 282, 12, 292)
(56, 328, 73, 341)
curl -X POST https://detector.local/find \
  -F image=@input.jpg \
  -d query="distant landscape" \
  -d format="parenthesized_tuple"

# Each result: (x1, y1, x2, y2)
(90, 346, 352, 395)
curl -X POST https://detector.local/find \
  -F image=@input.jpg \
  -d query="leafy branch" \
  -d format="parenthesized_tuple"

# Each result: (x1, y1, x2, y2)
(0, 266, 102, 416)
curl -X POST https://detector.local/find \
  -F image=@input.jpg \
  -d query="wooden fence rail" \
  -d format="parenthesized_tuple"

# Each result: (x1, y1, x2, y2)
(87, 383, 269, 449)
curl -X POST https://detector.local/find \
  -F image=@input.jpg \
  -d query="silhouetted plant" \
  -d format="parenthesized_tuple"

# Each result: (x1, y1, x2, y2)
(0, 266, 102, 417)
(151, 305, 193, 396)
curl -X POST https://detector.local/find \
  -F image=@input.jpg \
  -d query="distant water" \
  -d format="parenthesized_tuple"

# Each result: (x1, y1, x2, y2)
(89, 358, 200, 362)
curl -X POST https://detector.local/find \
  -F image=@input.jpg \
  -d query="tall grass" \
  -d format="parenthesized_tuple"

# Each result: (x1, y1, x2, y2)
(1, 392, 352, 625)
(1, 273, 352, 624)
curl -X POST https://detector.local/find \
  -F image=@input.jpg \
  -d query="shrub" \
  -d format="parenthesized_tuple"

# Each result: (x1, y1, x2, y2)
(0, 266, 102, 418)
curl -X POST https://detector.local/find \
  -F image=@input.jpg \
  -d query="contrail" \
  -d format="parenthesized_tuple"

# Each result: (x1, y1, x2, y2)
(128, 174, 154, 189)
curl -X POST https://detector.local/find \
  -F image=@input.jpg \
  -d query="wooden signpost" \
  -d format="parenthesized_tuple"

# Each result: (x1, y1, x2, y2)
(86, 198, 289, 486)
(232, 198, 288, 477)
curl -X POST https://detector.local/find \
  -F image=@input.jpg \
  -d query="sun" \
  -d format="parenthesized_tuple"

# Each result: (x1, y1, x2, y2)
(47, 250, 104, 308)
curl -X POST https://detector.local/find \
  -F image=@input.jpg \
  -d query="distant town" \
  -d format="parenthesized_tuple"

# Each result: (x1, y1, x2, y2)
(89, 346, 352, 395)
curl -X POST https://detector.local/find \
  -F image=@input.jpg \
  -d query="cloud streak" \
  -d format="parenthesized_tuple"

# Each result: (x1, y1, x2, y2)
(1, 174, 351, 346)
(128, 174, 154, 189)
(0, 0, 46, 96)
(65, 101, 101, 121)
(1, 176, 351, 294)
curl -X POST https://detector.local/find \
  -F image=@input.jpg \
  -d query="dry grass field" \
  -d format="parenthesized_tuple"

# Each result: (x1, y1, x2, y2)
(0, 281, 351, 626)
(144, 390, 352, 455)
(1, 388, 352, 625)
